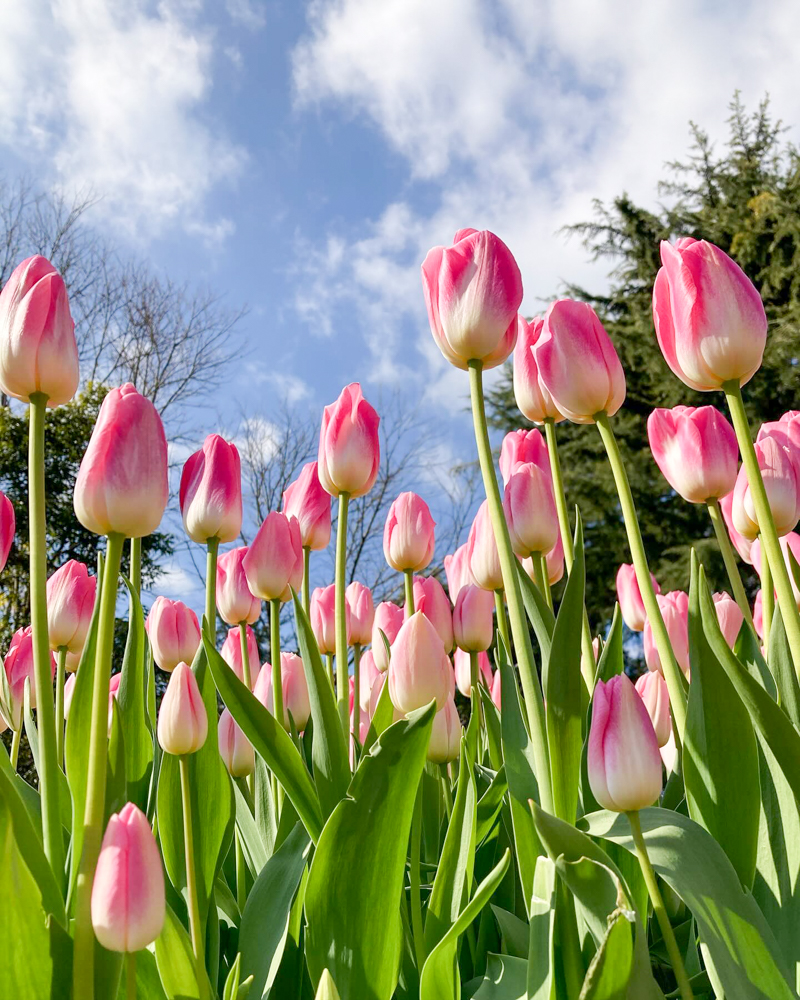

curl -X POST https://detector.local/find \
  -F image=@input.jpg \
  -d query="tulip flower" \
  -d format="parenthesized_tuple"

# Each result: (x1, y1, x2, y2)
(503, 462, 559, 559)
(388, 611, 453, 715)
(411, 576, 454, 653)
(145, 597, 201, 674)
(454, 648, 492, 698)
(0, 490, 14, 574)
(524, 535, 565, 587)
(467, 500, 503, 592)
(63, 673, 76, 720)
(311, 584, 349, 655)
(513, 315, 564, 424)
(719, 490, 754, 564)
(179, 434, 242, 545)
(653, 238, 767, 392)
(4, 626, 55, 722)
(282, 461, 332, 550)
(453, 583, 495, 652)
(63, 670, 120, 726)
(732, 437, 800, 539)
(0, 255, 78, 407)
(46, 560, 96, 653)
(635, 671, 672, 748)
(647, 405, 739, 503)
(713, 591, 744, 648)
(317, 383, 380, 498)
(346, 581, 375, 646)
(752, 532, 800, 607)
(254, 652, 311, 730)
(90, 802, 165, 953)
(490, 669, 502, 711)
(243, 511, 303, 602)
(499, 428, 550, 485)
(588, 674, 663, 811)
(644, 591, 690, 679)
(220, 625, 261, 689)
(218, 708, 254, 778)
(421, 229, 522, 370)
(157, 662, 208, 755)
(383, 492, 436, 573)
(371, 601, 404, 671)
(74, 383, 169, 538)
(753, 590, 764, 639)
(216, 546, 261, 626)
(616, 564, 661, 633)
(443, 543, 475, 603)
(427, 696, 462, 764)
(534, 300, 626, 423)
(358, 648, 380, 711)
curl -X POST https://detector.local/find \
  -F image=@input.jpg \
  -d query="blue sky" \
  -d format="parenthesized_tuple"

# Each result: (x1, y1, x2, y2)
(1, 0, 798, 614)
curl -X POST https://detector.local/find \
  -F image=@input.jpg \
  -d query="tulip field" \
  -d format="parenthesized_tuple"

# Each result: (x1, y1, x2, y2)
(3, 232, 800, 1000)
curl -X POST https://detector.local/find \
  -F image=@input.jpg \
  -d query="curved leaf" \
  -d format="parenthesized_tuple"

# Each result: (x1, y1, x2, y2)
(155, 901, 212, 1000)
(116, 576, 153, 812)
(516, 560, 554, 664)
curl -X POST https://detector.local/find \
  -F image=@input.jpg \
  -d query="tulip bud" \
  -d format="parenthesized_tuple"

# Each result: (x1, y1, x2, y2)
(426, 696, 462, 764)
(490, 669, 502, 711)
(145, 597, 201, 674)
(503, 462, 559, 559)
(243, 511, 303, 602)
(647, 405, 739, 503)
(713, 592, 744, 648)
(453, 584, 495, 652)
(634, 671, 671, 748)
(4, 626, 55, 724)
(644, 591, 689, 679)
(653, 238, 767, 392)
(467, 500, 503, 592)
(216, 546, 261, 626)
(46, 560, 96, 653)
(358, 648, 380, 711)
(753, 590, 764, 639)
(588, 674, 663, 812)
(615, 564, 660, 633)
(411, 576, 454, 653)
(513, 315, 564, 424)
(346, 581, 374, 646)
(108, 673, 122, 731)
(371, 601, 404, 671)
(317, 383, 380, 498)
(90, 802, 165, 953)
(732, 437, 800, 539)
(282, 461, 332, 550)
(388, 611, 453, 715)
(74, 383, 168, 538)
(443, 543, 475, 604)
(454, 648, 492, 698)
(719, 490, 753, 564)
(752, 532, 800, 607)
(0, 255, 78, 407)
(499, 428, 549, 486)
(220, 625, 261, 689)
(524, 535, 565, 587)
(179, 434, 242, 544)
(421, 229, 522, 370)
(254, 652, 311, 730)
(534, 300, 626, 423)
(218, 708, 255, 778)
(311, 584, 349, 655)
(0, 490, 14, 575)
(383, 492, 436, 572)
(63, 673, 76, 720)
(157, 662, 208, 755)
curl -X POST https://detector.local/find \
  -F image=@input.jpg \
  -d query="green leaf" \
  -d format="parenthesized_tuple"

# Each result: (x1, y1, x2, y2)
(527, 856, 557, 1000)
(516, 559, 555, 664)
(579, 909, 634, 1000)
(475, 764, 507, 846)
(315, 970, 343, 1000)
(305, 704, 436, 1000)
(490, 905, 528, 959)
(222, 953, 241, 1000)
(555, 857, 627, 948)
(155, 902, 213, 1000)
(116, 576, 154, 812)
(470, 954, 527, 999)
(767, 602, 800, 727)
(594, 605, 624, 684)
(478, 686, 503, 771)
(233, 780, 268, 878)
(362, 673, 395, 756)
(120, 947, 168, 1000)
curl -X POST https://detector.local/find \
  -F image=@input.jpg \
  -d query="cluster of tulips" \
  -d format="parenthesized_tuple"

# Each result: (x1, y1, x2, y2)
(2, 230, 800, 1000)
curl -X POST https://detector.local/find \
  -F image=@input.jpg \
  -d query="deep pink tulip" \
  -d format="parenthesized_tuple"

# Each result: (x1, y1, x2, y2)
(74, 383, 168, 538)
(179, 434, 242, 545)
(46, 559, 96, 653)
(358, 648, 380, 711)
(90, 802, 165, 953)
(644, 591, 690, 678)
(454, 648, 492, 698)
(146, 597, 201, 674)
(421, 229, 522, 370)
(453, 583, 495, 652)
(317, 383, 380, 498)
(524, 534, 565, 587)
(346, 581, 374, 646)
(220, 625, 261, 689)
(443, 543, 475, 604)
(499, 428, 550, 486)
(243, 511, 303, 602)
(588, 674, 663, 812)
(503, 462, 559, 559)
(653, 238, 767, 392)
(4, 626, 55, 722)
(157, 661, 208, 755)
(218, 708, 255, 778)
(491, 668, 502, 711)
(311, 584, 349, 655)
(732, 437, 800, 539)
(467, 500, 503, 592)
(720, 490, 754, 564)
(254, 652, 311, 730)
(647, 405, 739, 503)
(0, 255, 78, 407)
(371, 601, 404, 671)
(282, 461, 332, 550)
(383, 492, 436, 573)
(535, 300, 626, 423)
(634, 671, 671, 748)
(411, 575, 454, 653)
(216, 546, 261, 626)
(388, 611, 452, 715)
(616, 564, 660, 633)
(0, 490, 14, 574)
(713, 592, 744, 648)
(513, 315, 564, 424)
(427, 696, 462, 764)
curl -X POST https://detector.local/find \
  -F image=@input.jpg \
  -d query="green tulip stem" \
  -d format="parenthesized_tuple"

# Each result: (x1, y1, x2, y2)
(335, 493, 351, 734)
(55, 646, 67, 766)
(404, 569, 415, 615)
(706, 499, 754, 631)
(235, 829, 247, 914)
(439, 764, 453, 819)
(302, 546, 311, 617)
(628, 810, 694, 1000)
(352, 643, 362, 756)
(270, 599, 284, 728)
(205, 537, 219, 644)
(468, 361, 553, 814)
(126, 951, 137, 1000)
(761, 540, 773, 651)
(595, 412, 687, 742)
(180, 754, 208, 1000)
(326, 653, 334, 689)
(130, 536, 142, 596)
(537, 553, 553, 611)
(409, 787, 426, 969)
(493, 591, 511, 661)
(10, 726, 21, 771)
(530, 551, 547, 600)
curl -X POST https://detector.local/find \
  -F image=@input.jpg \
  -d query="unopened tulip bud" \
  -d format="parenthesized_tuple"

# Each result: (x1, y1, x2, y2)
(635, 671, 672, 747)
(732, 437, 800, 539)
(503, 462, 559, 559)
(282, 461, 332, 550)
(346, 581, 374, 646)
(513, 315, 564, 424)
(491, 669, 502, 711)
(644, 591, 689, 679)
(157, 662, 208, 755)
(216, 546, 261, 626)
(388, 611, 452, 715)
(720, 491, 753, 564)
(179, 434, 242, 544)
(524, 535, 565, 587)
(453, 584, 495, 652)
(467, 500, 503, 592)
(588, 674, 663, 811)
(427, 696, 462, 764)
(753, 590, 764, 639)
(220, 625, 261, 689)
(254, 652, 311, 730)
(454, 648, 492, 698)
(647, 405, 739, 503)
(713, 592, 744, 648)
(752, 532, 800, 607)
(358, 648, 380, 711)
(311, 584, 348, 655)
(317, 383, 380, 498)
(499, 428, 549, 485)
(243, 511, 303, 602)
(146, 597, 201, 674)
(411, 576, 454, 653)
(371, 601, 404, 671)
(46, 559, 96, 653)
(0, 491, 14, 574)
(383, 492, 436, 572)
(443, 543, 475, 603)
(218, 708, 254, 778)
(616, 564, 660, 633)
(4, 626, 55, 723)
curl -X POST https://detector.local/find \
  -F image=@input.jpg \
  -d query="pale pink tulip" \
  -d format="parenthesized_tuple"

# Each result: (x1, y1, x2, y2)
(513, 315, 564, 423)
(411, 575, 454, 653)
(388, 612, 452, 715)
(218, 708, 254, 778)
(46, 560, 96, 653)
(443, 543, 475, 603)
(358, 648, 380, 711)
(503, 462, 559, 559)
(426, 696, 462, 764)
(467, 500, 503, 592)
(254, 652, 311, 730)
(157, 662, 207, 755)
(720, 490, 753, 564)
(216, 546, 261, 626)
(752, 532, 800, 607)
(4, 626, 55, 722)
(732, 437, 800, 539)
(220, 625, 261, 689)
(499, 428, 550, 485)
(383, 492, 436, 573)
(713, 592, 744, 648)
(311, 584, 348, 655)
(282, 461, 331, 550)
(644, 592, 689, 678)
(179, 434, 242, 545)
(453, 648, 492, 698)
(647, 405, 738, 503)
(753, 590, 763, 639)
(453, 584, 495, 652)
(371, 601, 404, 671)
(346, 581, 374, 646)
(243, 511, 303, 602)
(317, 383, 380, 498)
(616, 564, 660, 633)
(146, 598, 201, 674)
(0, 491, 14, 574)
(635, 671, 671, 748)
(491, 668, 502, 711)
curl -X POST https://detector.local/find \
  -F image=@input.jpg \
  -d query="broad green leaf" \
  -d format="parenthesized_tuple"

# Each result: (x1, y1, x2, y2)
(362, 673, 395, 755)
(155, 902, 213, 1000)
(490, 906, 528, 959)
(316, 970, 342, 1000)
(476, 765, 507, 845)
(594, 605, 623, 684)
(579, 909, 634, 999)
(555, 857, 626, 948)
(516, 559, 555, 664)
(470, 954, 527, 999)
(478, 686, 503, 771)
(233, 780, 268, 878)
(116, 576, 154, 812)
(527, 856, 556, 1000)
(734, 617, 777, 694)
(305, 704, 436, 1000)
(768, 602, 800, 727)
(117, 947, 167, 1000)
(23, 687, 71, 833)
(223, 953, 241, 1000)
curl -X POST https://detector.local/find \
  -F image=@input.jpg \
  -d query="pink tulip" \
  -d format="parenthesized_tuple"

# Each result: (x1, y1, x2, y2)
(346, 581, 374, 646)
(371, 601, 404, 671)
(218, 708, 255, 778)
(317, 383, 380, 498)
(0, 255, 78, 407)
(647, 405, 739, 503)
(453, 583, 495, 653)
(644, 591, 690, 678)
(499, 428, 550, 486)
(4, 626, 55, 722)
(216, 546, 261, 626)
(411, 575, 454, 653)
(310, 584, 349, 655)
(243, 511, 303, 602)
(220, 625, 261, 689)
(524, 534, 565, 587)
(74, 383, 168, 538)
(634, 671, 672, 748)
(454, 648, 492, 698)
(443, 543, 475, 603)
(358, 648, 380, 711)
(653, 238, 767, 392)
(503, 462, 559, 559)
(467, 500, 503, 592)
(157, 661, 208, 755)
(753, 590, 763, 639)
(732, 437, 800, 540)
(719, 490, 753, 564)
(421, 229, 522, 370)
(535, 300, 626, 423)
(46, 559, 96, 653)
(282, 461, 332, 550)
(179, 434, 242, 545)
(490, 669, 502, 711)
(616, 564, 660, 633)
(752, 532, 800, 607)
(90, 802, 165, 953)
(64, 669, 119, 726)
(388, 611, 452, 715)
(383, 492, 436, 573)
(254, 652, 311, 730)
(427, 696, 462, 764)
(513, 315, 564, 423)
(146, 597, 201, 674)
(0, 490, 14, 574)
(63, 673, 76, 719)
(588, 674, 663, 812)
(713, 592, 744, 648)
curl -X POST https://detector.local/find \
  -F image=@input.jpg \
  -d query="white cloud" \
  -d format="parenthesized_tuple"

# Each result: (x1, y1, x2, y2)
(245, 364, 312, 403)
(226, 0, 267, 31)
(234, 415, 282, 465)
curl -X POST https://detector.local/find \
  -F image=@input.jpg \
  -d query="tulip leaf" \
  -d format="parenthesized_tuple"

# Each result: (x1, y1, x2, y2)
(470, 953, 528, 999)
(767, 602, 800, 727)
(233, 779, 268, 878)
(126, 946, 168, 1000)
(475, 764, 507, 846)
(479, 685, 503, 771)
(304, 704, 436, 999)
(734, 618, 777, 694)
(594, 605, 624, 684)
(23, 686, 71, 833)
(579, 909, 634, 1000)
(490, 905, 529, 959)
(116, 575, 154, 812)
(155, 901, 213, 1000)
(527, 856, 557, 1000)
(516, 559, 554, 664)
(362, 672, 394, 755)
